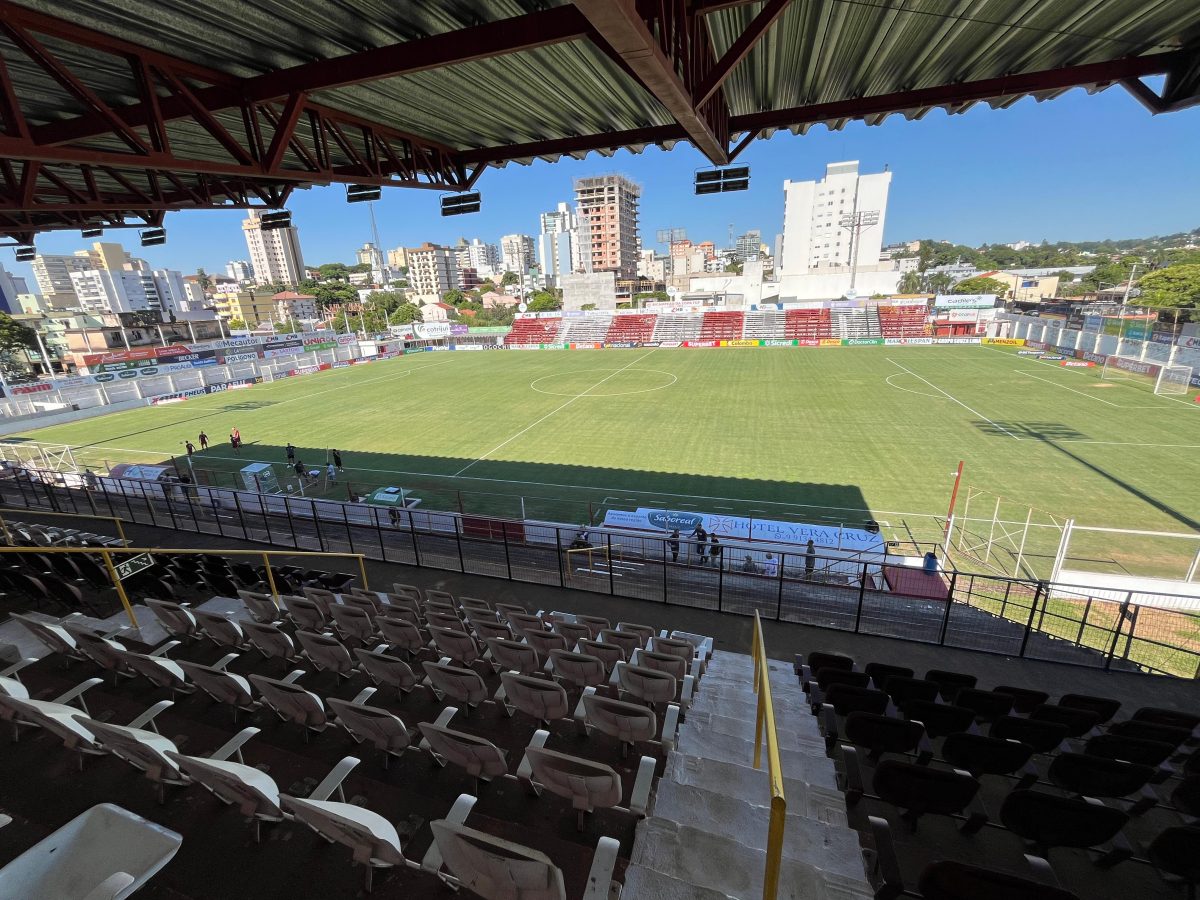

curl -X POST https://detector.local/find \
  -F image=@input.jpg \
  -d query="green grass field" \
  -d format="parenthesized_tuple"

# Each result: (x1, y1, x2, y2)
(7, 345, 1200, 580)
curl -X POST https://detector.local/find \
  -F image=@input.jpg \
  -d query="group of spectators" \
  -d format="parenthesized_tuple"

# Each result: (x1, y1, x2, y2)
(666, 524, 820, 578)
(285, 443, 345, 485)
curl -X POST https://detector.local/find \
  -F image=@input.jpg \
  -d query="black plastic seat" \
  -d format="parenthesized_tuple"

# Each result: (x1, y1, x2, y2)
(864, 662, 912, 691)
(1047, 752, 1156, 807)
(991, 716, 1069, 754)
(904, 700, 975, 739)
(942, 732, 1035, 780)
(999, 790, 1129, 860)
(885, 676, 940, 707)
(1172, 776, 1200, 817)
(1060, 693, 1121, 725)
(842, 712, 927, 762)
(1147, 825, 1200, 898)
(813, 668, 871, 692)
(1030, 703, 1101, 738)
(917, 860, 1082, 900)
(1108, 719, 1191, 748)
(1133, 707, 1200, 732)
(1085, 733, 1176, 768)
(798, 651, 854, 677)
(925, 669, 978, 701)
(822, 683, 889, 717)
(954, 688, 1015, 723)
(871, 759, 984, 831)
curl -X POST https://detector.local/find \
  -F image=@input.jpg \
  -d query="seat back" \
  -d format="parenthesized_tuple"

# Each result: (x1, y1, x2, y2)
(616, 663, 677, 705)
(990, 716, 1069, 753)
(248, 674, 326, 727)
(999, 790, 1128, 849)
(583, 694, 657, 746)
(80, 719, 181, 783)
(576, 615, 610, 638)
(1060, 693, 1121, 724)
(873, 759, 979, 816)
(376, 617, 423, 652)
(824, 684, 889, 717)
(598, 629, 641, 660)
(343, 591, 383, 615)
(993, 684, 1049, 714)
(178, 661, 254, 708)
(242, 621, 296, 661)
(843, 712, 924, 756)
(1048, 752, 1154, 799)
(390, 583, 423, 602)
(863, 663, 912, 692)
(508, 612, 547, 640)
(124, 654, 186, 691)
(635, 649, 686, 683)
(815, 669, 871, 691)
(236, 591, 278, 623)
(500, 672, 569, 722)
(577, 639, 623, 675)
(805, 651, 854, 674)
(194, 612, 245, 648)
(327, 698, 410, 753)
(330, 605, 375, 640)
(941, 732, 1033, 777)
(1108, 719, 1191, 748)
(430, 627, 481, 665)
(924, 669, 977, 700)
(429, 818, 566, 900)
(282, 796, 406, 868)
(525, 631, 569, 661)
(525, 746, 623, 811)
(1132, 707, 1200, 731)
(918, 860, 1082, 900)
(904, 700, 975, 738)
(166, 753, 281, 819)
(354, 649, 416, 692)
(68, 628, 128, 672)
(296, 631, 354, 675)
(884, 677, 940, 707)
(422, 661, 487, 706)
(419, 724, 508, 779)
(553, 621, 590, 648)
(0, 696, 99, 751)
(1148, 825, 1200, 885)
(616, 622, 655, 648)
(427, 610, 468, 632)
(473, 620, 514, 643)
(426, 588, 456, 606)
(11, 613, 77, 656)
(460, 596, 494, 612)
(146, 599, 198, 637)
(548, 649, 607, 688)
(953, 689, 1014, 722)
(1085, 733, 1175, 767)
(301, 587, 337, 614)
(487, 638, 540, 675)
(284, 596, 326, 630)
(649, 636, 695, 667)
(1030, 704, 1101, 738)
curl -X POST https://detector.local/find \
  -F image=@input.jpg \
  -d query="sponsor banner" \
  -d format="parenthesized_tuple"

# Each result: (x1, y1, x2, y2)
(683, 340, 719, 348)
(414, 322, 451, 340)
(763, 340, 798, 347)
(332, 361, 352, 369)
(1180, 336, 1200, 351)
(262, 338, 303, 353)
(336, 334, 357, 345)
(82, 343, 192, 367)
(450, 324, 469, 336)
(1055, 345, 1078, 356)
(934, 294, 997, 309)
(603, 341, 641, 349)
(1083, 315, 1104, 334)
(934, 337, 982, 344)
(1017, 350, 1042, 355)
(656, 341, 681, 348)
(1080, 350, 1108, 365)
(263, 346, 306, 359)
(211, 336, 264, 349)
(1190, 372, 1200, 389)
(1025, 340, 1047, 350)
(600, 507, 884, 552)
(1041, 354, 1065, 360)
(797, 340, 821, 347)
(9, 381, 53, 395)
(947, 309, 981, 322)
(1061, 360, 1095, 368)
(1151, 331, 1177, 345)
(303, 341, 336, 352)
(982, 337, 1026, 346)
(640, 341, 661, 347)
(723, 339, 762, 348)
(219, 351, 260, 364)
(1111, 356, 1160, 377)
(151, 386, 206, 405)
(883, 337, 935, 346)
(845, 338, 884, 346)
(454, 344, 484, 351)
(818, 339, 844, 347)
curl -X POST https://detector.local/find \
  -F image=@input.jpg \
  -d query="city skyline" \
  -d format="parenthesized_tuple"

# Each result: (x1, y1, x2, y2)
(4, 82, 1200, 292)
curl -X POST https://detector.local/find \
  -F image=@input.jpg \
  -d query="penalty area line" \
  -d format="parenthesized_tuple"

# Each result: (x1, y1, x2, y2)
(885, 358, 1021, 440)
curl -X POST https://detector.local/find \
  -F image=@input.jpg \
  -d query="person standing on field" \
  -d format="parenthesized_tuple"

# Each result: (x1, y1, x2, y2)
(764, 552, 778, 578)
(327, 462, 337, 483)
(667, 529, 680, 564)
(709, 534, 722, 569)
(185, 440, 195, 457)
(693, 525, 707, 566)
(804, 539, 817, 580)
(332, 449, 343, 471)
(198, 431, 208, 450)
(286, 443, 296, 464)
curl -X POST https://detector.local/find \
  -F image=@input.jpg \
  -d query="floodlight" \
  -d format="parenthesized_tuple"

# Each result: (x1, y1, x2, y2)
(260, 210, 292, 230)
(81, 227, 104, 238)
(694, 166, 751, 194)
(14, 244, 35, 261)
(140, 228, 166, 246)
(347, 184, 382, 203)
(441, 192, 481, 216)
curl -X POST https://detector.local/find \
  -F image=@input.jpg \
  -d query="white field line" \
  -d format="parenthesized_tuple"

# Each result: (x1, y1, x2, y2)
(1015, 370, 1122, 407)
(1059, 439, 1200, 449)
(238, 357, 456, 410)
(884, 372, 943, 400)
(885, 357, 1021, 440)
(453, 348, 659, 476)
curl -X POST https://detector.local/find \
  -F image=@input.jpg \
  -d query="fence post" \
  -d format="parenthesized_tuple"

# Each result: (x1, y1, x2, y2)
(1019, 581, 1045, 658)
(607, 534, 615, 596)
(232, 493, 250, 540)
(341, 506, 356, 553)
(310, 500, 326, 551)
(938, 571, 958, 644)
(775, 554, 785, 620)
(1104, 594, 1133, 671)
(408, 512, 422, 566)
(453, 515, 465, 573)
(283, 498, 299, 549)
(662, 539, 669, 603)
(257, 494, 273, 544)
(717, 549, 724, 611)
(502, 524, 513, 580)
(262, 553, 279, 602)
(555, 528, 565, 587)
(854, 560, 867, 632)
(1075, 596, 1093, 647)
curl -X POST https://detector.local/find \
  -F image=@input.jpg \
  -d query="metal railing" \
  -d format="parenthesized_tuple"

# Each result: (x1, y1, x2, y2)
(752, 611, 786, 900)
(2, 471, 1197, 679)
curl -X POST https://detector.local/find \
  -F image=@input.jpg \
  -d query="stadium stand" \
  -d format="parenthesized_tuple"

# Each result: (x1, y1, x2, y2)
(650, 314, 703, 343)
(503, 317, 564, 346)
(878, 304, 930, 338)
(603, 314, 658, 344)
(832, 306, 873, 339)
(560, 315, 614, 343)
(742, 309, 788, 340)
(785, 308, 834, 340)
(697, 310, 745, 341)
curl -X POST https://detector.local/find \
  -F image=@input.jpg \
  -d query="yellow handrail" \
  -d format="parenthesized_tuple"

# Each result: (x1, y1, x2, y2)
(563, 543, 616, 580)
(0, 545, 368, 629)
(0, 507, 127, 546)
(752, 610, 787, 900)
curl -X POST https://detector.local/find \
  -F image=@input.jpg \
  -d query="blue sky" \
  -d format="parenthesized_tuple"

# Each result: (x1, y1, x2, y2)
(7, 81, 1200, 287)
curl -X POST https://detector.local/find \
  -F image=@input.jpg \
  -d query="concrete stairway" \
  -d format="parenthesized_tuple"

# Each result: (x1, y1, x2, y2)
(624, 650, 873, 899)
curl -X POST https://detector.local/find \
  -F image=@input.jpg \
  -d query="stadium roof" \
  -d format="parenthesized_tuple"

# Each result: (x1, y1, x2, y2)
(1, 0, 1199, 242)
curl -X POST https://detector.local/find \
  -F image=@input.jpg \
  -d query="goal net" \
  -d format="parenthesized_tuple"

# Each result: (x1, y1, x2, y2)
(1101, 356, 1161, 390)
(1155, 364, 1193, 395)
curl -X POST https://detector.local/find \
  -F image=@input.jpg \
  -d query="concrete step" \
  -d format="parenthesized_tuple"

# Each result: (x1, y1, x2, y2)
(663, 753, 849, 826)
(651, 781, 866, 880)
(630, 818, 873, 900)
(675, 731, 836, 788)
(682, 709, 824, 753)
(622, 865, 734, 900)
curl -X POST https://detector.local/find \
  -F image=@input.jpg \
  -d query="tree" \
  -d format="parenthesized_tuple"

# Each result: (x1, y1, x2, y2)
(274, 320, 300, 333)
(0, 314, 38, 373)
(501, 272, 519, 286)
(195, 268, 213, 291)
(1136, 265, 1200, 321)
(526, 291, 560, 312)
(898, 271, 922, 293)
(922, 272, 954, 295)
(442, 289, 466, 307)
(952, 276, 1009, 299)
(348, 262, 372, 274)
(724, 261, 743, 274)
(227, 318, 248, 331)
(316, 263, 350, 281)
(635, 290, 669, 303)
(389, 303, 423, 325)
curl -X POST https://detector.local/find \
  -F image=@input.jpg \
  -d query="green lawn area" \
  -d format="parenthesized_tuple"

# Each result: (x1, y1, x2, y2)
(8, 345, 1200, 580)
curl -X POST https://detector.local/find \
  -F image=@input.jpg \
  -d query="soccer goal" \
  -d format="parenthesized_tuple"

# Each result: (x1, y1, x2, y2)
(1154, 364, 1193, 395)
(1102, 356, 1192, 395)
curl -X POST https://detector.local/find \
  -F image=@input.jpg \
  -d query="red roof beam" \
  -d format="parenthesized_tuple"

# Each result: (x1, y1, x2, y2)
(693, 0, 792, 106)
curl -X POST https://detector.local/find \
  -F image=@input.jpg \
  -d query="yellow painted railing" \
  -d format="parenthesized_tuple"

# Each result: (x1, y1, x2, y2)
(752, 610, 787, 900)
(0, 507, 128, 547)
(0, 545, 368, 630)
(563, 542, 622, 580)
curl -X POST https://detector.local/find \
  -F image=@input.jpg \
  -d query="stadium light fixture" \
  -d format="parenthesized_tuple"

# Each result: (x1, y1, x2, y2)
(441, 192, 481, 216)
(81, 226, 104, 238)
(14, 244, 35, 261)
(694, 166, 750, 194)
(259, 210, 292, 231)
(140, 228, 166, 246)
(346, 184, 382, 203)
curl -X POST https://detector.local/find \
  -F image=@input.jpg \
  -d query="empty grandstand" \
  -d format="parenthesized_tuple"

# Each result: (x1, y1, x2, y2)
(504, 317, 564, 346)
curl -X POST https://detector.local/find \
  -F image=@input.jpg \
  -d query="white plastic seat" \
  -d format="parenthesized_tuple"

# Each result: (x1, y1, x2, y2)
(472, 619, 514, 643)
(497, 672, 569, 725)
(615, 622, 655, 648)
(353, 647, 417, 696)
(636, 648, 687, 682)
(576, 615, 610, 639)
(428, 817, 620, 900)
(422, 661, 488, 712)
(166, 752, 360, 843)
(429, 626, 481, 666)
(419, 715, 508, 790)
(549, 649, 607, 689)
(376, 617, 424, 655)
(577, 639, 623, 676)
(524, 630, 568, 662)
(0, 694, 171, 767)
(193, 611, 248, 650)
(616, 662, 677, 706)
(0, 675, 102, 738)
(581, 692, 670, 756)
(81, 717, 258, 804)
(426, 610, 467, 632)
(284, 595, 326, 631)
(598, 629, 640, 661)
(521, 745, 628, 830)
(553, 621, 590, 648)
(280, 796, 409, 892)
(64, 624, 135, 677)
(236, 590, 279, 623)
(123, 652, 191, 697)
(11, 613, 85, 661)
(249, 671, 340, 739)
(242, 620, 300, 668)
(390, 582, 423, 603)
(485, 638, 540, 675)
(507, 612, 547, 640)
(328, 691, 412, 767)
(425, 588, 456, 606)
(146, 599, 199, 639)
(0, 803, 181, 900)
(670, 630, 714, 660)
(296, 630, 355, 679)
(330, 604, 377, 644)
(302, 586, 337, 615)
(178, 654, 257, 722)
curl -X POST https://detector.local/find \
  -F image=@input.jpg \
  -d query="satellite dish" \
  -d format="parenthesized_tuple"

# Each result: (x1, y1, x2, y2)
(844, 288, 858, 300)
(666, 287, 678, 297)
(518, 302, 528, 312)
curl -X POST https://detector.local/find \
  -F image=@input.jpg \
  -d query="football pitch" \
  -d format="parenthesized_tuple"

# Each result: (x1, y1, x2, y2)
(9, 345, 1200, 579)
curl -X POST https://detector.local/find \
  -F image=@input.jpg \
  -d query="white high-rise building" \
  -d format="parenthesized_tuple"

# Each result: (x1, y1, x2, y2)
(31, 242, 145, 308)
(69, 269, 157, 314)
(407, 243, 459, 298)
(454, 238, 499, 279)
(0, 263, 29, 314)
(242, 209, 306, 285)
(151, 269, 191, 313)
(226, 260, 254, 283)
(537, 203, 578, 287)
(779, 161, 891, 277)
(500, 234, 535, 276)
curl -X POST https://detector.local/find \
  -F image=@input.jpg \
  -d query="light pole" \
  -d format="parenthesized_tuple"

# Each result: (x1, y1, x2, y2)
(838, 209, 880, 294)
